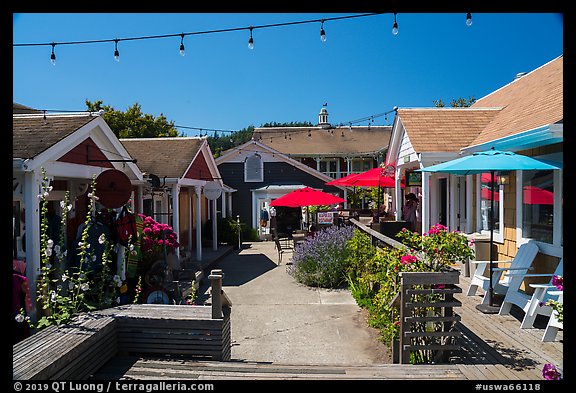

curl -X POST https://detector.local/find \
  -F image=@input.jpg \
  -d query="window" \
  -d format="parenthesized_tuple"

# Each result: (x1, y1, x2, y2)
(478, 172, 503, 242)
(517, 152, 562, 251)
(319, 159, 337, 177)
(351, 159, 372, 173)
(520, 169, 560, 246)
(245, 153, 263, 182)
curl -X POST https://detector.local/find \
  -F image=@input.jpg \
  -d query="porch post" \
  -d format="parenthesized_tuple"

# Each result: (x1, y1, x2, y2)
(136, 184, 143, 215)
(188, 187, 193, 254)
(227, 193, 232, 216)
(212, 198, 218, 251)
(422, 172, 431, 233)
(221, 192, 227, 219)
(466, 175, 473, 233)
(194, 185, 202, 262)
(171, 184, 180, 259)
(24, 171, 42, 320)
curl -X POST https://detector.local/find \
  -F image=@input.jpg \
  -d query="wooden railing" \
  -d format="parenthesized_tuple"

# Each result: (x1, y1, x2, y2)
(349, 218, 462, 364)
(349, 218, 404, 250)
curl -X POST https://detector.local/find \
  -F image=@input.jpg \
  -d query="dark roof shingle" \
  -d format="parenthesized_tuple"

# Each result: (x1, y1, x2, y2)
(120, 137, 204, 178)
(13, 115, 96, 159)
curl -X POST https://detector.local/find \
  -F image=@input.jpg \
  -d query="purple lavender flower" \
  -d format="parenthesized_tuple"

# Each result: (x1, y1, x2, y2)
(288, 225, 355, 287)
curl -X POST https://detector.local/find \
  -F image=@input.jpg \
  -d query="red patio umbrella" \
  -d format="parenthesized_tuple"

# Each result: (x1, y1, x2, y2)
(269, 187, 346, 207)
(523, 186, 554, 205)
(348, 167, 400, 188)
(325, 172, 362, 186)
(481, 186, 553, 205)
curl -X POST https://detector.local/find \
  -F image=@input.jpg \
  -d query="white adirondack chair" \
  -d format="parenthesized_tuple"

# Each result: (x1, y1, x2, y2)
(499, 258, 563, 329)
(542, 289, 563, 342)
(466, 240, 539, 306)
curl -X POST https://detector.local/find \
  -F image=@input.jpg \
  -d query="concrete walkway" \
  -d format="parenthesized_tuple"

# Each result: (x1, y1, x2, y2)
(197, 241, 391, 365)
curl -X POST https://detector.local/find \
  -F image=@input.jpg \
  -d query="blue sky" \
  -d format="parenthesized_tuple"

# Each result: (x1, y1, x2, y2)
(13, 13, 563, 137)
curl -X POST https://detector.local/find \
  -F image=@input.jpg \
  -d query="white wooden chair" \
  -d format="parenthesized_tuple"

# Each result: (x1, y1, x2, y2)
(466, 240, 539, 305)
(542, 289, 563, 342)
(499, 258, 563, 328)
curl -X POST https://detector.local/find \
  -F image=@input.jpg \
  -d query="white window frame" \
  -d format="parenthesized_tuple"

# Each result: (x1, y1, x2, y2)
(476, 173, 504, 244)
(244, 153, 263, 183)
(516, 164, 563, 256)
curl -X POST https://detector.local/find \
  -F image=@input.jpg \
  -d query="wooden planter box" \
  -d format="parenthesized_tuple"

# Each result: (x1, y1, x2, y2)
(390, 269, 462, 364)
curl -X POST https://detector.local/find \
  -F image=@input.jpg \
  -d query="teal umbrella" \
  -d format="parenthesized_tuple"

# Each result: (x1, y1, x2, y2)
(417, 148, 561, 313)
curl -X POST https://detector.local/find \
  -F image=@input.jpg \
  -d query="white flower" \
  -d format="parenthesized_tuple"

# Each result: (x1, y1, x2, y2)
(87, 192, 93, 198)
(98, 234, 106, 244)
(50, 291, 57, 302)
(61, 273, 68, 282)
(113, 275, 123, 287)
(63, 250, 68, 257)
(43, 191, 50, 198)
(129, 244, 135, 251)
(47, 239, 54, 248)
(68, 281, 74, 290)
(92, 255, 97, 262)
(60, 200, 66, 209)
(45, 263, 52, 269)
(78, 241, 84, 247)
(15, 314, 25, 323)
(44, 248, 52, 257)
(54, 244, 60, 254)
(86, 243, 90, 249)
(80, 283, 90, 291)
(47, 185, 53, 192)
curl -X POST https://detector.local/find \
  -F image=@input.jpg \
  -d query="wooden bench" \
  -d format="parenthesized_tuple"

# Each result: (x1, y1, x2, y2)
(13, 271, 232, 380)
(98, 304, 231, 361)
(13, 313, 118, 380)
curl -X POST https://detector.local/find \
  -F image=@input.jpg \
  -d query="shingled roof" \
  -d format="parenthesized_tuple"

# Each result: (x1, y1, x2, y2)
(469, 55, 563, 147)
(396, 108, 501, 153)
(13, 114, 97, 159)
(396, 55, 562, 154)
(120, 137, 204, 178)
(253, 126, 392, 157)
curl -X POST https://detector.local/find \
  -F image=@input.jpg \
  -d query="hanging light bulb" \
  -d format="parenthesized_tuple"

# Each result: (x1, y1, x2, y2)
(466, 13, 473, 26)
(320, 20, 327, 42)
(179, 34, 186, 56)
(113, 39, 120, 62)
(392, 13, 399, 35)
(248, 27, 254, 50)
(50, 43, 56, 65)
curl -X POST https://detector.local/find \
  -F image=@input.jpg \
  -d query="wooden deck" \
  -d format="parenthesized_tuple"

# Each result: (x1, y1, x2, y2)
(91, 271, 562, 380)
(450, 272, 563, 380)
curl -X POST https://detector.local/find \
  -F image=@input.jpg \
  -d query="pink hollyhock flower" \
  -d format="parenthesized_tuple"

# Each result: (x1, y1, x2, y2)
(401, 255, 417, 265)
(552, 275, 563, 291)
(542, 363, 561, 380)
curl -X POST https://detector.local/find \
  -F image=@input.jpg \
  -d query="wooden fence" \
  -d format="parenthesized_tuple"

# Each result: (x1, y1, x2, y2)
(350, 218, 462, 364)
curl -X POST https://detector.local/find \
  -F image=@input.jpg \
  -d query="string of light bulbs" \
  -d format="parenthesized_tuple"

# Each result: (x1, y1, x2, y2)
(29, 106, 399, 140)
(15, 13, 473, 65)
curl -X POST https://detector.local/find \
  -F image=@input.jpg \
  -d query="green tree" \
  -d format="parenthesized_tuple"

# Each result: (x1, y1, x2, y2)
(432, 96, 476, 108)
(207, 125, 255, 158)
(85, 100, 181, 138)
